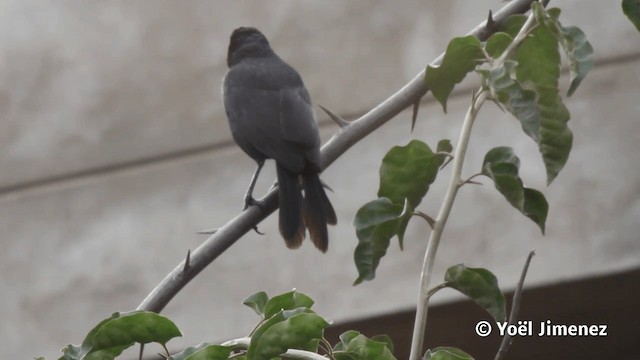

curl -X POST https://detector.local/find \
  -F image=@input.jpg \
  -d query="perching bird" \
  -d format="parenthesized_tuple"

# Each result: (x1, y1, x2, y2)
(222, 27, 337, 252)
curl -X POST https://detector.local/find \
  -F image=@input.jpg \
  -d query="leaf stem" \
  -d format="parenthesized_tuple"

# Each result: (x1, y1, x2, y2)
(460, 172, 484, 187)
(426, 282, 449, 298)
(413, 211, 436, 229)
(496, 5, 539, 66)
(409, 89, 487, 360)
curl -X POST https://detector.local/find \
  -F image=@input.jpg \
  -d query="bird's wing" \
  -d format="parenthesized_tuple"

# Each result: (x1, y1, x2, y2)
(224, 81, 320, 172)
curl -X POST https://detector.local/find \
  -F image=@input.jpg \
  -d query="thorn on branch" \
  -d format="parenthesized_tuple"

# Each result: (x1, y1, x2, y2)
(411, 99, 420, 132)
(318, 104, 350, 128)
(486, 10, 497, 31)
(196, 228, 218, 235)
(253, 226, 265, 235)
(183, 249, 191, 273)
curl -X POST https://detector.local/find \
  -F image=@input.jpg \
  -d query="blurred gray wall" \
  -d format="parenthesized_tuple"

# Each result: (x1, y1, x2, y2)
(1, 1, 638, 358)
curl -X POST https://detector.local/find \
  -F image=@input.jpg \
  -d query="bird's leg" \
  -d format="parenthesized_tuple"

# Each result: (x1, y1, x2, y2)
(244, 160, 265, 210)
(243, 160, 266, 236)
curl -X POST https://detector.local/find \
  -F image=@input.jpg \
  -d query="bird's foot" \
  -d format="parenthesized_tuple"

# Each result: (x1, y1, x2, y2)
(243, 196, 266, 236)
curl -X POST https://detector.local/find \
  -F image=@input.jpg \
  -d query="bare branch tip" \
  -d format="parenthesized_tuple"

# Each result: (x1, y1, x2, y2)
(318, 104, 350, 128)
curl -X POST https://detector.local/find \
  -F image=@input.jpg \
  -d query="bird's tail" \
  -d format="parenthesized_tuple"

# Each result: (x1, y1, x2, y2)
(302, 170, 337, 252)
(276, 163, 305, 249)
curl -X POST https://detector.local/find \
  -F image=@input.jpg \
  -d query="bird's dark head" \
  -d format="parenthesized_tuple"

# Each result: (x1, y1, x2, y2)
(227, 27, 273, 67)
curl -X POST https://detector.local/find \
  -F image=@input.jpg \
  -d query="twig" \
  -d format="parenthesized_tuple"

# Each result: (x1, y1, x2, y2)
(459, 173, 484, 187)
(494, 250, 536, 360)
(136, 0, 539, 315)
(413, 211, 436, 229)
(408, 89, 488, 360)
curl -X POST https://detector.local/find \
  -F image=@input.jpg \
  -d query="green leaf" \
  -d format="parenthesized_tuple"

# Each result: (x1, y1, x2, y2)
(83, 346, 131, 360)
(488, 60, 541, 142)
(246, 310, 288, 360)
(334, 330, 362, 351)
(263, 290, 314, 319)
(485, 32, 513, 58)
(522, 188, 549, 233)
(534, 5, 594, 96)
(378, 140, 449, 209)
(60, 311, 182, 360)
(513, 11, 573, 184)
(482, 147, 549, 233)
(485, 11, 575, 183)
(556, 24, 593, 96)
(370, 335, 394, 353)
(500, 15, 527, 37)
(445, 265, 506, 323)
(247, 310, 329, 360)
(334, 353, 360, 360)
(169, 343, 231, 360)
(243, 291, 269, 316)
(334, 334, 396, 360)
(623, 0, 640, 32)
(425, 36, 484, 112)
(353, 198, 408, 285)
(91, 311, 181, 347)
(436, 139, 453, 154)
(59, 344, 83, 360)
(424, 347, 474, 360)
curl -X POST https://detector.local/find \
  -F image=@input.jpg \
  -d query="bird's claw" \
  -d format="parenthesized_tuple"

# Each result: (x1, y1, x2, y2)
(243, 197, 266, 236)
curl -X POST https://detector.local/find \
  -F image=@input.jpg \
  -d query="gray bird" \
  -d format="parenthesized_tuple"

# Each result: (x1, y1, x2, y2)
(223, 27, 337, 252)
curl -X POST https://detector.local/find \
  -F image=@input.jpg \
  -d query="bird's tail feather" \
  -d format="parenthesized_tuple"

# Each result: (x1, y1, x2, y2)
(276, 164, 305, 249)
(302, 171, 337, 252)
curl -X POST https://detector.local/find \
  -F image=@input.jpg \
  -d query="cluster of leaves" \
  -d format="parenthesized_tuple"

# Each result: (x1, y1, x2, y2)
(352, 3, 592, 285)
(48, 290, 399, 360)
(48, 278, 504, 360)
